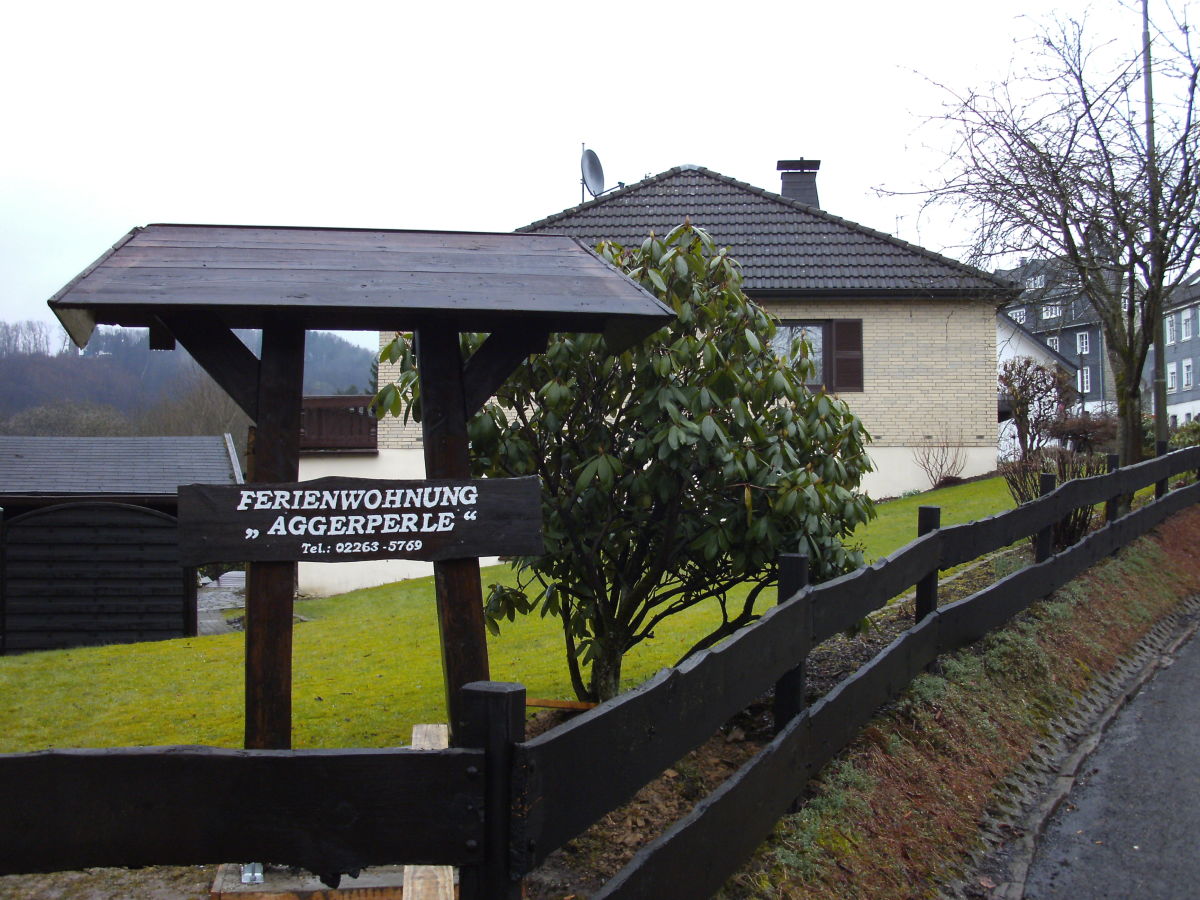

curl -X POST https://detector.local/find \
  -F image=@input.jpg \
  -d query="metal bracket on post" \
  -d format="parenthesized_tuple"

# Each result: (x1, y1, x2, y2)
(1035, 472, 1057, 563)
(915, 506, 941, 622)
(773, 552, 810, 735)
(457, 682, 526, 900)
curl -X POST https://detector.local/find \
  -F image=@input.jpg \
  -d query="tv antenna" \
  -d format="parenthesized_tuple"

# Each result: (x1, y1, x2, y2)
(581, 145, 622, 203)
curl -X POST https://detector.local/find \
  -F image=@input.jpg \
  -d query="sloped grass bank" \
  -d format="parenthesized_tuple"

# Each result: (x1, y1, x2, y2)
(723, 506, 1200, 899)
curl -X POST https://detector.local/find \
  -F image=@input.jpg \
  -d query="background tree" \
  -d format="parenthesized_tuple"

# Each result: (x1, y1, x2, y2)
(375, 224, 875, 702)
(921, 8, 1200, 463)
(998, 356, 1079, 461)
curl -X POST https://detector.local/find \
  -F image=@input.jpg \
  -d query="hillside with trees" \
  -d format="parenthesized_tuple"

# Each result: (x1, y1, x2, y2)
(0, 321, 375, 448)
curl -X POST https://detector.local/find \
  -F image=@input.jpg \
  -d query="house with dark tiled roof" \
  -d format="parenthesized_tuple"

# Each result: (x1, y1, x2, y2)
(513, 160, 1019, 495)
(330, 161, 1016, 595)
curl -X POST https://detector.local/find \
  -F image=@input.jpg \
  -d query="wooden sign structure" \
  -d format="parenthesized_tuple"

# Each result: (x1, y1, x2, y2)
(47, 224, 674, 749)
(179, 476, 543, 566)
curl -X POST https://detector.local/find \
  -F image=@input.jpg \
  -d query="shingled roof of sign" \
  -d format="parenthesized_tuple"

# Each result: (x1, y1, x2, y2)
(519, 164, 1017, 299)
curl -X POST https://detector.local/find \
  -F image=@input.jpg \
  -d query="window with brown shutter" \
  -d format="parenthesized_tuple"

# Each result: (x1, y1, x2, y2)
(773, 319, 864, 392)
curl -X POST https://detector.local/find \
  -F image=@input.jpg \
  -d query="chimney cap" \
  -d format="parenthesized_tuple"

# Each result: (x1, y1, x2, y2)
(777, 159, 821, 172)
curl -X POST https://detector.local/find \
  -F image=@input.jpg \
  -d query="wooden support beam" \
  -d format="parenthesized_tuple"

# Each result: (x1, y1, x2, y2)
(461, 327, 550, 418)
(415, 326, 491, 743)
(160, 311, 261, 420)
(244, 320, 305, 750)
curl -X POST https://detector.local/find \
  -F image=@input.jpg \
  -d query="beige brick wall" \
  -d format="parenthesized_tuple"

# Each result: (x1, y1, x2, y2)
(376, 331, 425, 450)
(374, 297, 999, 455)
(764, 297, 998, 449)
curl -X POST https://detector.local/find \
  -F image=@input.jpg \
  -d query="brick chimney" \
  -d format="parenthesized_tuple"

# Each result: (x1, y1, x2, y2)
(777, 159, 821, 208)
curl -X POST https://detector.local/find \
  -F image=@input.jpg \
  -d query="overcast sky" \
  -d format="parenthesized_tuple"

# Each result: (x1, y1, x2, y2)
(0, 0, 1174, 350)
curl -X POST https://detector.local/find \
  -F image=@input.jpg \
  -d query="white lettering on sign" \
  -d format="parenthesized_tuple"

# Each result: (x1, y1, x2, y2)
(236, 485, 479, 512)
(264, 510, 458, 537)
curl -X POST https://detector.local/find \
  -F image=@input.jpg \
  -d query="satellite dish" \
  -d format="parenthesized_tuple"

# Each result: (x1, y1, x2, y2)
(581, 148, 605, 198)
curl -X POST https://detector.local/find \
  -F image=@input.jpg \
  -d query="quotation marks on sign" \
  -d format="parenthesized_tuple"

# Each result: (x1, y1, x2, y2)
(463, 509, 477, 521)
(245, 528, 261, 540)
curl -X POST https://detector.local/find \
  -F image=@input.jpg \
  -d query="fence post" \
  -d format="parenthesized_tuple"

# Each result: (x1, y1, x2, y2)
(1035, 472, 1057, 563)
(915, 506, 941, 622)
(773, 552, 810, 735)
(1156, 440, 1169, 500)
(458, 682, 526, 900)
(1105, 453, 1120, 523)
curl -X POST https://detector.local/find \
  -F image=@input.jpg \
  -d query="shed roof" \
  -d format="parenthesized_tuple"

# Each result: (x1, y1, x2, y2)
(47, 224, 674, 349)
(0, 435, 242, 498)
(520, 165, 1017, 299)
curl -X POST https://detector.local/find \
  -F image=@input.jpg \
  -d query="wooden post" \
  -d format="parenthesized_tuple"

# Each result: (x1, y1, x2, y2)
(457, 682, 525, 900)
(244, 321, 305, 750)
(1156, 439, 1169, 500)
(1105, 453, 1121, 523)
(1035, 471, 1057, 564)
(415, 327, 491, 741)
(772, 552, 810, 734)
(915, 506, 941, 621)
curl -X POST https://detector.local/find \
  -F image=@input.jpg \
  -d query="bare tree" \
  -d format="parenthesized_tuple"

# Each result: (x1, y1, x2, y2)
(138, 361, 252, 462)
(0, 320, 68, 357)
(922, 7, 1200, 463)
(999, 356, 1079, 461)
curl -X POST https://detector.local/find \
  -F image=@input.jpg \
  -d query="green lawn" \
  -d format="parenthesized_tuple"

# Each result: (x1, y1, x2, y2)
(853, 476, 1015, 562)
(0, 476, 1012, 753)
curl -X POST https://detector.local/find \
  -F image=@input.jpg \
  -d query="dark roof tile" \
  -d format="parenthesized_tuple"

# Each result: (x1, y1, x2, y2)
(520, 166, 1016, 299)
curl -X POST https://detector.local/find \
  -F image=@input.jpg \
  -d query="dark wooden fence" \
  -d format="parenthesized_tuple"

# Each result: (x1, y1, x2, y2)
(300, 395, 378, 451)
(2, 446, 1199, 897)
(0, 502, 196, 654)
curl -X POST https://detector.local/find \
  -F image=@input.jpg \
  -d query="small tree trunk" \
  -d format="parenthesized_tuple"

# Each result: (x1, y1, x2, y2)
(589, 643, 625, 703)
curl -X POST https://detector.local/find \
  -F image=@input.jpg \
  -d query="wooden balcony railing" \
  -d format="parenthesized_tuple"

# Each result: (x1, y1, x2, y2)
(300, 396, 378, 451)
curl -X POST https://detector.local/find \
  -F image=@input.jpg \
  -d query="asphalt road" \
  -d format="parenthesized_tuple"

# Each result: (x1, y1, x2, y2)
(1023, 625, 1200, 899)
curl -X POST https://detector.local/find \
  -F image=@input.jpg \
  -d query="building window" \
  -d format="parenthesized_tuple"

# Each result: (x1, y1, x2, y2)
(1025, 274, 1045, 290)
(1042, 303, 1061, 319)
(772, 319, 864, 392)
(1078, 366, 1091, 394)
(1167, 361, 1177, 392)
(1166, 314, 1177, 344)
(1183, 309, 1193, 341)
(1076, 331, 1090, 354)
(1010, 308, 1026, 325)
(1046, 335, 1060, 352)
(1184, 358, 1194, 390)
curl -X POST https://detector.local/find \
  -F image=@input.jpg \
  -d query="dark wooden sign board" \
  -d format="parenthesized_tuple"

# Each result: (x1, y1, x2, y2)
(178, 476, 542, 566)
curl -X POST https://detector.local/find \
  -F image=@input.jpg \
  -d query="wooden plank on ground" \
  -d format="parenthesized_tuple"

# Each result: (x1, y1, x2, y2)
(404, 724, 455, 900)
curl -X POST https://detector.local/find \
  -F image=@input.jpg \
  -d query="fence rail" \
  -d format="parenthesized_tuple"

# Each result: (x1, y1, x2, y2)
(1, 444, 1198, 898)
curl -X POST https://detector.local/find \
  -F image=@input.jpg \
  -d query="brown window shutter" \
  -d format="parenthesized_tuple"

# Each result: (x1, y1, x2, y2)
(831, 320, 863, 392)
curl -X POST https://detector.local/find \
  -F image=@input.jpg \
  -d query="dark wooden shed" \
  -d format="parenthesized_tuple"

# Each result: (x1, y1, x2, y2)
(0, 435, 242, 653)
